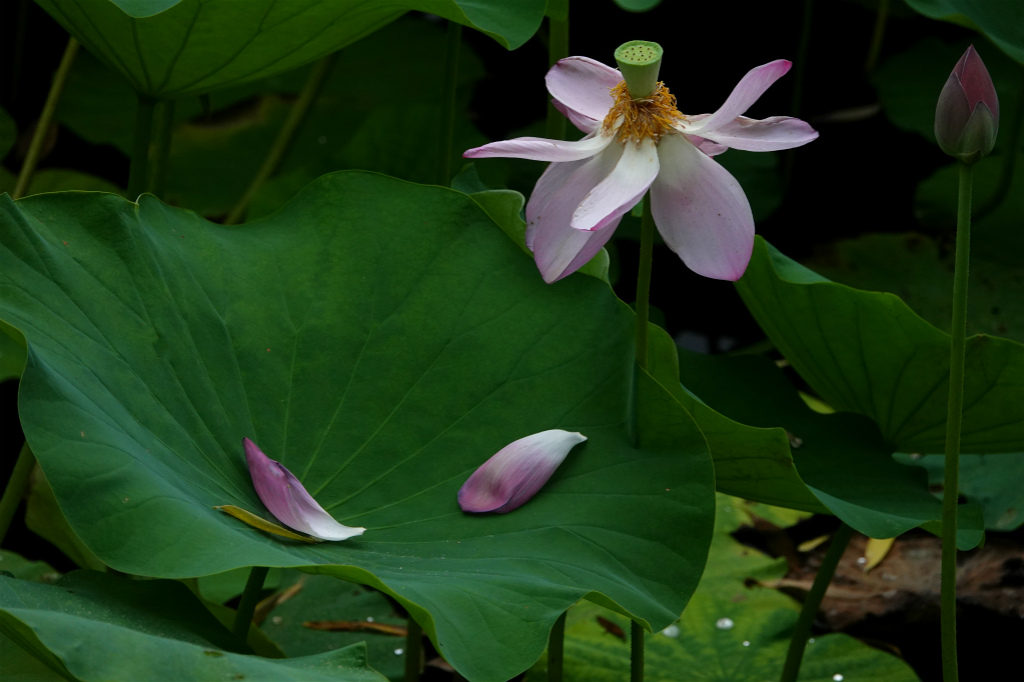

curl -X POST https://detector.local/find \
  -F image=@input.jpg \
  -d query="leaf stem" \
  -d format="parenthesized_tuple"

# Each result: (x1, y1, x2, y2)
(780, 522, 854, 682)
(12, 37, 79, 200)
(544, 1, 569, 142)
(940, 161, 972, 682)
(437, 21, 463, 186)
(149, 99, 175, 197)
(404, 617, 422, 682)
(630, 621, 644, 682)
(127, 94, 157, 200)
(634, 195, 655, 370)
(232, 566, 269, 639)
(863, 0, 889, 74)
(547, 611, 566, 681)
(0, 442, 34, 546)
(224, 53, 334, 224)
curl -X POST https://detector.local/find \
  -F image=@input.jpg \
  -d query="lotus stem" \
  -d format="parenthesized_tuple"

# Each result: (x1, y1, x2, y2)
(634, 195, 655, 370)
(863, 0, 889, 74)
(0, 442, 35, 546)
(128, 94, 157, 200)
(940, 161, 973, 682)
(12, 36, 79, 200)
(149, 99, 175, 197)
(545, 0, 569, 142)
(232, 565, 269, 639)
(548, 611, 566, 681)
(438, 21, 462, 186)
(404, 618, 422, 681)
(780, 522, 854, 682)
(630, 621, 644, 682)
(224, 53, 334, 224)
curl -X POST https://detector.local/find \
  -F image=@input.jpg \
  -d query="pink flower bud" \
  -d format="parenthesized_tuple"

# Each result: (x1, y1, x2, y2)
(458, 430, 587, 513)
(243, 438, 365, 541)
(935, 45, 999, 164)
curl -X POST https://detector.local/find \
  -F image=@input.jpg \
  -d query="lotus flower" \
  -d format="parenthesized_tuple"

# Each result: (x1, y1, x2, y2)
(935, 45, 999, 164)
(243, 438, 365, 541)
(458, 430, 587, 513)
(464, 56, 817, 283)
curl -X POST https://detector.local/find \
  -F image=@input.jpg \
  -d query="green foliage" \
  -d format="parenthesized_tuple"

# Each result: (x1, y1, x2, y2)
(676, 347, 983, 546)
(24, 471, 106, 572)
(36, 0, 544, 98)
(0, 174, 714, 682)
(261, 573, 406, 681)
(0, 571, 387, 681)
(525, 495, 921, 681)
(803, 233, 1024, 345)
(898, 452, 1024, 531)
(736, 237, 1024, 455)
(904, 0, 1024, 65)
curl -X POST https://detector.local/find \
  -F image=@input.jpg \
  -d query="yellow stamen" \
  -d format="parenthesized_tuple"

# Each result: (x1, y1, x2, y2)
(602, 81, 685, 143)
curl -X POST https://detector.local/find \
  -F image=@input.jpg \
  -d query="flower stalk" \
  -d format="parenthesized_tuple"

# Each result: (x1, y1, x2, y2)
(940, 161, 972, 682)
(547, 612, 566, 682)
(438, 21, 462, 185)
(13, 36, 79, 200)
(128, 94, 157, 200)
(545, 0, 569, 141)
(405, 618, 423, 682)
(634, 196, 655, 370)
(780, 523, 854, 682)
(232, 565, 269, 639)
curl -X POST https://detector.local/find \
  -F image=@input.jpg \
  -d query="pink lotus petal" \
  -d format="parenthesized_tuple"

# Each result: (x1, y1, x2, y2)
(699, 115, 818, 151)
(685, 59, 792, 135)
(243, 438, 365, 541)
(957, 45, 999, 122)
(571, 137, 659, 231)
(458, 430, 587, 513)
(463, 133, 613, 162)
(687, 134, 729, 157)
(546, 56, 621, 122)
(650, 134, 755, 280)
(553, 98, 601, 134)
(527, 148, 623, 282)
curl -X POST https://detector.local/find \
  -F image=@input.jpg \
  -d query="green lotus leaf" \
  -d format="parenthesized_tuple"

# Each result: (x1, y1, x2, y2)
(36, 0, 544, 98)
(897, 451, 1024, 531)
(0, 571, 386, 682)
(736, 237, 1024, 454)
(904, 0, 1024, 65)
(676, 349, 983, 546)
(0, 172, 714, 682)
(525, 495, 921, 681)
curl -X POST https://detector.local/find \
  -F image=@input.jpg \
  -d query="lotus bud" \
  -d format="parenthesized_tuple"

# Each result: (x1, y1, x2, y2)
(935, 45, 999, 164)
(458, 430, 587, 513)
(243, 438, 365, 541)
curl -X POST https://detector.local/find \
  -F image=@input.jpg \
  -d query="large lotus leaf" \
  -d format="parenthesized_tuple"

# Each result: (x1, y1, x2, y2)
(802, 233, 1024, 345)
(676, 349, 983, 546)
(53, 18, 486, 218)
(261, 573, 406, 680)
(645, 324, 825, 514)
(0, 172, 714, 682)
(524, 495, 921, 681)
(897, 452, 1024, 531)
(736, 237, 1024, 454)
(0, 571, 386, 682)
(915, 153, 1024, 268)
(36, 0, 544, 98)
(904, 0, 1024, 65)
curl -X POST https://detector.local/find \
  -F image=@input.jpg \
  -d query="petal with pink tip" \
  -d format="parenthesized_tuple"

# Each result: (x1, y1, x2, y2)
(553, 98, 601, 134)
(463, 132, 613, 162)
(458, 430, 587, 513)
(650, 134, 755, 281)
(684, 59, 792, 135)
(527, 147, 623, 282)
(571, 137, 658, 232)
(545, 56, 621, 122)
(243, 438, 365, 541)
(700, 116, 819, 151)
